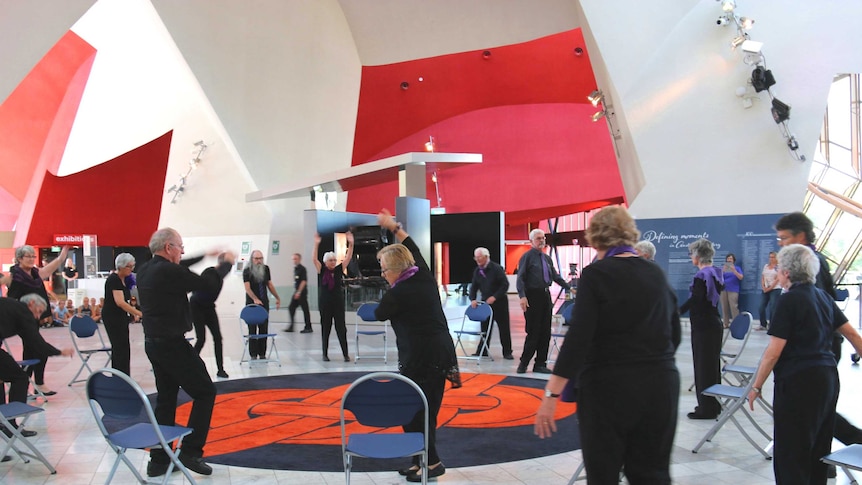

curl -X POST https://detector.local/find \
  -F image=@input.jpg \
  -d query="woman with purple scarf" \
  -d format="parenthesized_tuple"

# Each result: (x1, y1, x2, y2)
(374, 209, 461, 483)
(312, 231, 353, 362)
(679, 237, 724, 419)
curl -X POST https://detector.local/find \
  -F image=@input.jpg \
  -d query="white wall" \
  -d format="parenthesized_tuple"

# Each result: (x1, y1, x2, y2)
(580, 0, 862, 219)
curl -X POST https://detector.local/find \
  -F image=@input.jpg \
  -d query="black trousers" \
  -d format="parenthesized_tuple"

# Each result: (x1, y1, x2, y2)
(520, 288, 552, 368)
(247, 317, 269, 358)
(145, 337, 216, 461)
(191, 301, 225, 372)
(773, 366, 838, 485)
(0, 349, 29, 406)
(320, 300, 348, 357)
(288, 293, 311, 328)
(476, 297, 512, 356)
(103, 315, 131, 376)
(404, 372, 446, 466)
(689, 314, 722, 417)
(579, 366, 679, 485)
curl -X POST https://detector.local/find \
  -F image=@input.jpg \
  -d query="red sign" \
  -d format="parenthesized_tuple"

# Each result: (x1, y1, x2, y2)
(53, 234, 84, 244)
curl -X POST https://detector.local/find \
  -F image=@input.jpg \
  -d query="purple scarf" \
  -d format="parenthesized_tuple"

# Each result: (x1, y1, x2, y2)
(692, 265, 723, 307)
(390, 266, 419, 288)
(604, 245, 637, 258)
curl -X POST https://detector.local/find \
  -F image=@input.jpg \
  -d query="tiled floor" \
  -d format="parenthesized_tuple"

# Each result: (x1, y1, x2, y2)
(3, 291, 862, 484)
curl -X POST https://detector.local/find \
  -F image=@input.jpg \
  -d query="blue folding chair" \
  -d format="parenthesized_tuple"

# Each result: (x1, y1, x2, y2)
(2, 339, 47, 403)
(87, 368, 196, 485)
(68, 315, 112, 386)
(239, 304, 280, 366)
(822, 444, 862, 484)
(354, 303, 388, 363)
(453, 303, 494, 363)
(0, 401, 56, 473)
(549, 303, 574, 364)
(340, 372, 429, 485)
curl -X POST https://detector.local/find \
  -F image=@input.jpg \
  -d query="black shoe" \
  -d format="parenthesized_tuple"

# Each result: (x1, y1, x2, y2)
(322, 355, 330, 362)
(0, 424, 36, 438)
(216, 370, 229, 378)
(344, 355, 351, 362)
(471, 350, 490, 357)
(398, 465, 420, 476)
(516, 364, 527, 374)
(687, 411, 718, 420)
(300, 328, 313, 333)
(533, 366, 552, 374)
(179, 454, 213, 475)
(503, 353, 514, 360)
(406, 463, 445, 482)
(0, 455, 10, 462)
(146, 461, 180, 477)
(284, 326, 295, 332)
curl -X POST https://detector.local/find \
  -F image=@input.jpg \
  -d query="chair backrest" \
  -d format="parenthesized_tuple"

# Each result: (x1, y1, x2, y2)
(464, 303, 492, 323)
(836, 287, 850, 302)
(87, 368, 147, 422)
(356, 302, 379, 322)
(70, 315, 98, 338)
(728, 311, 753, 341)
(341, 372, 427, 427)
(562, 302, 574, 325)
(722, 312, 753, 366)
(240, 304, 269, 326)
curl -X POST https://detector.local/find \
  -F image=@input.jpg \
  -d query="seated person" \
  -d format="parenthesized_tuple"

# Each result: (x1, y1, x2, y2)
(53, 299, 71, 326)
(77, 298, 93, 318)
(90, 297, 101, 322)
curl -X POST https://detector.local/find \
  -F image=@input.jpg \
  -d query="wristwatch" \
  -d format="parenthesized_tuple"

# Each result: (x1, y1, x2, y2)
(544, 389, 560, 398)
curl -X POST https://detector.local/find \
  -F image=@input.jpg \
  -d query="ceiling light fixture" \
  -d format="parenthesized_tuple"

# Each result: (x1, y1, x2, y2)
(720, 0, 736, 12)
(400, 81, 409, 90)
(574, 47, 584, 56)
(424, 136, 436, 152)
(587, 90, 604, 107)
(591, 111, 606, 122)
(482, 50, 491, 59)
(167, 141, 208, 204)
(771, 98, 790, 123)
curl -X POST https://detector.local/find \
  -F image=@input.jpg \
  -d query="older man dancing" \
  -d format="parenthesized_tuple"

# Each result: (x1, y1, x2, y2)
(136, 228, 235, 477)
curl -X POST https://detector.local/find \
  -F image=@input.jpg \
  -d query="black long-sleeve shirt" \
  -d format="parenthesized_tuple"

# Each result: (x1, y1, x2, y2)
(516, 248, 570, 297)
(553, 257, 680, 386)
(469, 260, 509, 302)
(136, 255, 231, 338)
(0, 297, 61, 360)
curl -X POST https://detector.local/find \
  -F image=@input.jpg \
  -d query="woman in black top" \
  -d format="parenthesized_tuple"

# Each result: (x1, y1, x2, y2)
(0, 244, 68, 396)
(374, 209, 461, 482)
(749, 244, 862, 484)
(102, 253, 143, 376)
(62, 258, 78, 294)
(679, 237, 724, 419)
(535, 206, 680, 484)
(312, 231, 353, 362)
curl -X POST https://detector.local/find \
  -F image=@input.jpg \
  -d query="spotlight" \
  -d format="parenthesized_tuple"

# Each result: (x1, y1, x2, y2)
(740, 16, 755, 29)
(482, 50, 491, 59)
(751, 66, 776, 92)
(587, 90, 604, 107)
(730, 35, 746, 49)
(574, 47, 584, 56)
(771, 98, 791, 123)
(591, 110, 606, 122)
(717, 16, 730, 26)
(400, 81, 409, 90)
(720, 0, 735, 12)
(787, 135, 799, 151)
(424, 136, 436, 152)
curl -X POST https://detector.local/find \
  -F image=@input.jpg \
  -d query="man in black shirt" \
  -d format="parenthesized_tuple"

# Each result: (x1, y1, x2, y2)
(469, 247, 512, 359)
(0, 294, 72, 436)
(516, 229, 572, 374)
(136, 228, 235, 477)
(286, 253, 312, 333)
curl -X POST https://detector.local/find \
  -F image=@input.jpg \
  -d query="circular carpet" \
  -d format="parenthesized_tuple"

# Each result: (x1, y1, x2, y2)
(172, 371, 580, 472)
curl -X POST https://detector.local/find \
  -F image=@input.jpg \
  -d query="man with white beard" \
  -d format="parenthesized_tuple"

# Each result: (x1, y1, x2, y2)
(242, 250, 281, 359)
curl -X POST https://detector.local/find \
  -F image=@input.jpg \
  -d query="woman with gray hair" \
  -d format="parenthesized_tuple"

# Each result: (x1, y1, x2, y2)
(102, 253, 143, 375)
(0, 244, 69, 397)
(679, 238, 723, 419)
(748, 244, 862, 484)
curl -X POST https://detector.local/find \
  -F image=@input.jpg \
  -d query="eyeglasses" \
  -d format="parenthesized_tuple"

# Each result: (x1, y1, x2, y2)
(22, 254, 37, 259)
(776, 235, 793, 242)
(380, 267, 392, 275)
(169, 243, 185, 251)
(252, 257, 264, 261)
